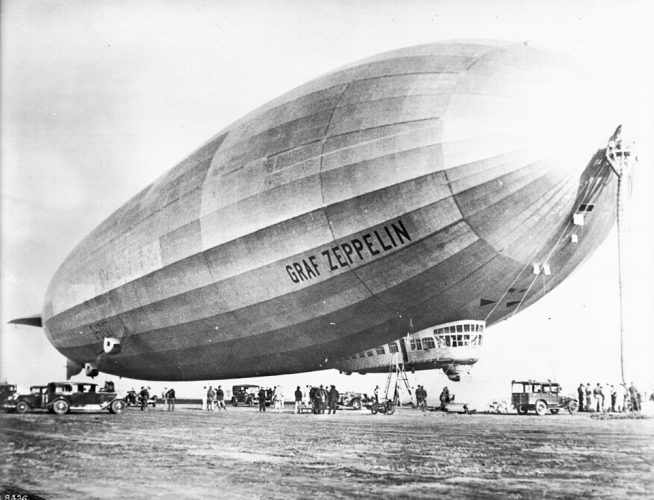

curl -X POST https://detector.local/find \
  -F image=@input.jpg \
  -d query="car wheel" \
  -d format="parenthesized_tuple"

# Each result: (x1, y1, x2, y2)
(109, 399, 125, 414)
(351, 398, 362, 410)
(52, 399, 69, 415)
(385, 403, 396, 416)
(550, 409, 560, 415)
(535, 400, 548, 416)
(16, 401, 30, 414)
(370, 404, 378, 415)
(517, 405, 528, 415)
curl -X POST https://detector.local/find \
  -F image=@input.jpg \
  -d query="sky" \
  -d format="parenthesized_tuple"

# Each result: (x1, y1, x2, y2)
(2, 0, 653, 407)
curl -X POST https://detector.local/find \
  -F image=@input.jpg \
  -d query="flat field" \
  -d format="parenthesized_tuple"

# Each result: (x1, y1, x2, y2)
(1, 406, 653, 499)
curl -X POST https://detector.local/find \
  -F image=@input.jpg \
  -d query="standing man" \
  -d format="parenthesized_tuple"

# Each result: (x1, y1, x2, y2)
(328, 385, 339, 414)
(594, 383, 603, 412)
(139, 386, 149, 412)
(216, 386, 226, 410)
(373, 385, 380, 404)
(166, 387, 176, 411)
(610, 385, 617, 412)
(577, 383, 585, 412)
(201, 386, 207, 411)
(629, 382, 640, 412)
(616, 383, 626, 412)
(421, 386, 428, 412)
(585, 383, 593, 412)
(294, 386, 303, 414)
(439, 386, 450, 411)
(319, 385, 327, 414)
(206, 386, 215, 411)
(258, 387, 267, 412)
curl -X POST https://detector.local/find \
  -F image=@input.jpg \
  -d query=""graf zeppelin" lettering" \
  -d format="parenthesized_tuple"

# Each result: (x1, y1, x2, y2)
(285, 219, 412, 284)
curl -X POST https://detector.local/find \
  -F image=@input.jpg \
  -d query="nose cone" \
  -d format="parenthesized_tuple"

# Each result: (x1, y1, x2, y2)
(439, 44, 615, 264)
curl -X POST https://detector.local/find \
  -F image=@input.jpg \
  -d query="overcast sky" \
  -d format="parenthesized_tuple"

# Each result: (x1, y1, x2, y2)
(2, 0, 652, 404)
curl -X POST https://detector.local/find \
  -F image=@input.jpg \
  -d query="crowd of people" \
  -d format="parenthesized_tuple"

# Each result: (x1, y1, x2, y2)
(124, 381, 650, 416)
(577, 381, 643, 413)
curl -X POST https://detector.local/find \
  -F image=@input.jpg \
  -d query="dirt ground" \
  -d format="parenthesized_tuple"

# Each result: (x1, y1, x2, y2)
(1, 406, 653, 499)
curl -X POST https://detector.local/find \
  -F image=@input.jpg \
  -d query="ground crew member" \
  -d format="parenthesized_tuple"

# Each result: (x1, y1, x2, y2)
(629, 382, 640, 412)
(577, 383, 585, 412)
(258, 387, 267, 412)
(139, 386, 149, 411)
(594, 383, 603, 412)
(585, 383, 592, 412)
(373, 385, 379, 404)
(415, 386, 422, 408)
(294, 386, 302, 414)
(166, 387, 176, 411)
(319, 385, 327, 414)
(439, 386, 450, 411)
(421, 386, 428, 411)
(610, 385, 617, 412)
(216, 386, 226, 410)
(206, 386, 215, 411)
(328, 385, 339, 414)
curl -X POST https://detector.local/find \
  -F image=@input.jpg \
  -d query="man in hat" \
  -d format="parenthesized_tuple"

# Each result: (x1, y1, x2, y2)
(258, 387, 267, 412)
(328, 385, 339, 414)
(216, 385, 226, 410)
(294, 386, 303, 414)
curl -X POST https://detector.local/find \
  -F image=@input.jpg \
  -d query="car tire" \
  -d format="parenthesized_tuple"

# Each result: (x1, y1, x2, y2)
(535, 400, 548, 416)
(109, 399, 125, 414)
(351, 398, 362, 410)
(567, 400, 579, 414)
(52, 399, 69, 415)
(517, 405, 529, 415)
(16, 401, 30, 414)
(370, 404, 378, 415)
(385, 403, 396, 416)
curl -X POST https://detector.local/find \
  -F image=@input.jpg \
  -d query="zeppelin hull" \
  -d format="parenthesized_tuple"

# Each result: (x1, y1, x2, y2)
(43, 42, 618, 380)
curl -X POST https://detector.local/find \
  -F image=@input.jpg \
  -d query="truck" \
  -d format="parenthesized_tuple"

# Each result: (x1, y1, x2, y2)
(511, 380, 578, 416)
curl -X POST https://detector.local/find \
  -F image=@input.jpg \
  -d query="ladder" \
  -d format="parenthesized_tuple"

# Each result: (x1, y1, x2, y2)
(383, 354, 413, 403)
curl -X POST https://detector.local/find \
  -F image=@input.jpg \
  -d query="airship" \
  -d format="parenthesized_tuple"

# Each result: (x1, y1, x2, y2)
(12, 41, 629, 381)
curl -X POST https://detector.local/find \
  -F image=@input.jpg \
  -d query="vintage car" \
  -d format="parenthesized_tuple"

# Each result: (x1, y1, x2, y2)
(511, 380, 578, 416)
(0, 383, 17, 407)
(231, 384, 259, 406)
(3, 385, 48, 413)
(337, 391, 364, 410)
(45, 382, 125, 415)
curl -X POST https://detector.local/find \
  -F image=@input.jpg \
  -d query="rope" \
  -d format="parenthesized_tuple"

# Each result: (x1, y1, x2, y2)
(616, 174, 626, 385)
(605, 126, 636, 386)
(483, 171, 580, 322)
(509, 155, 611, 319)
